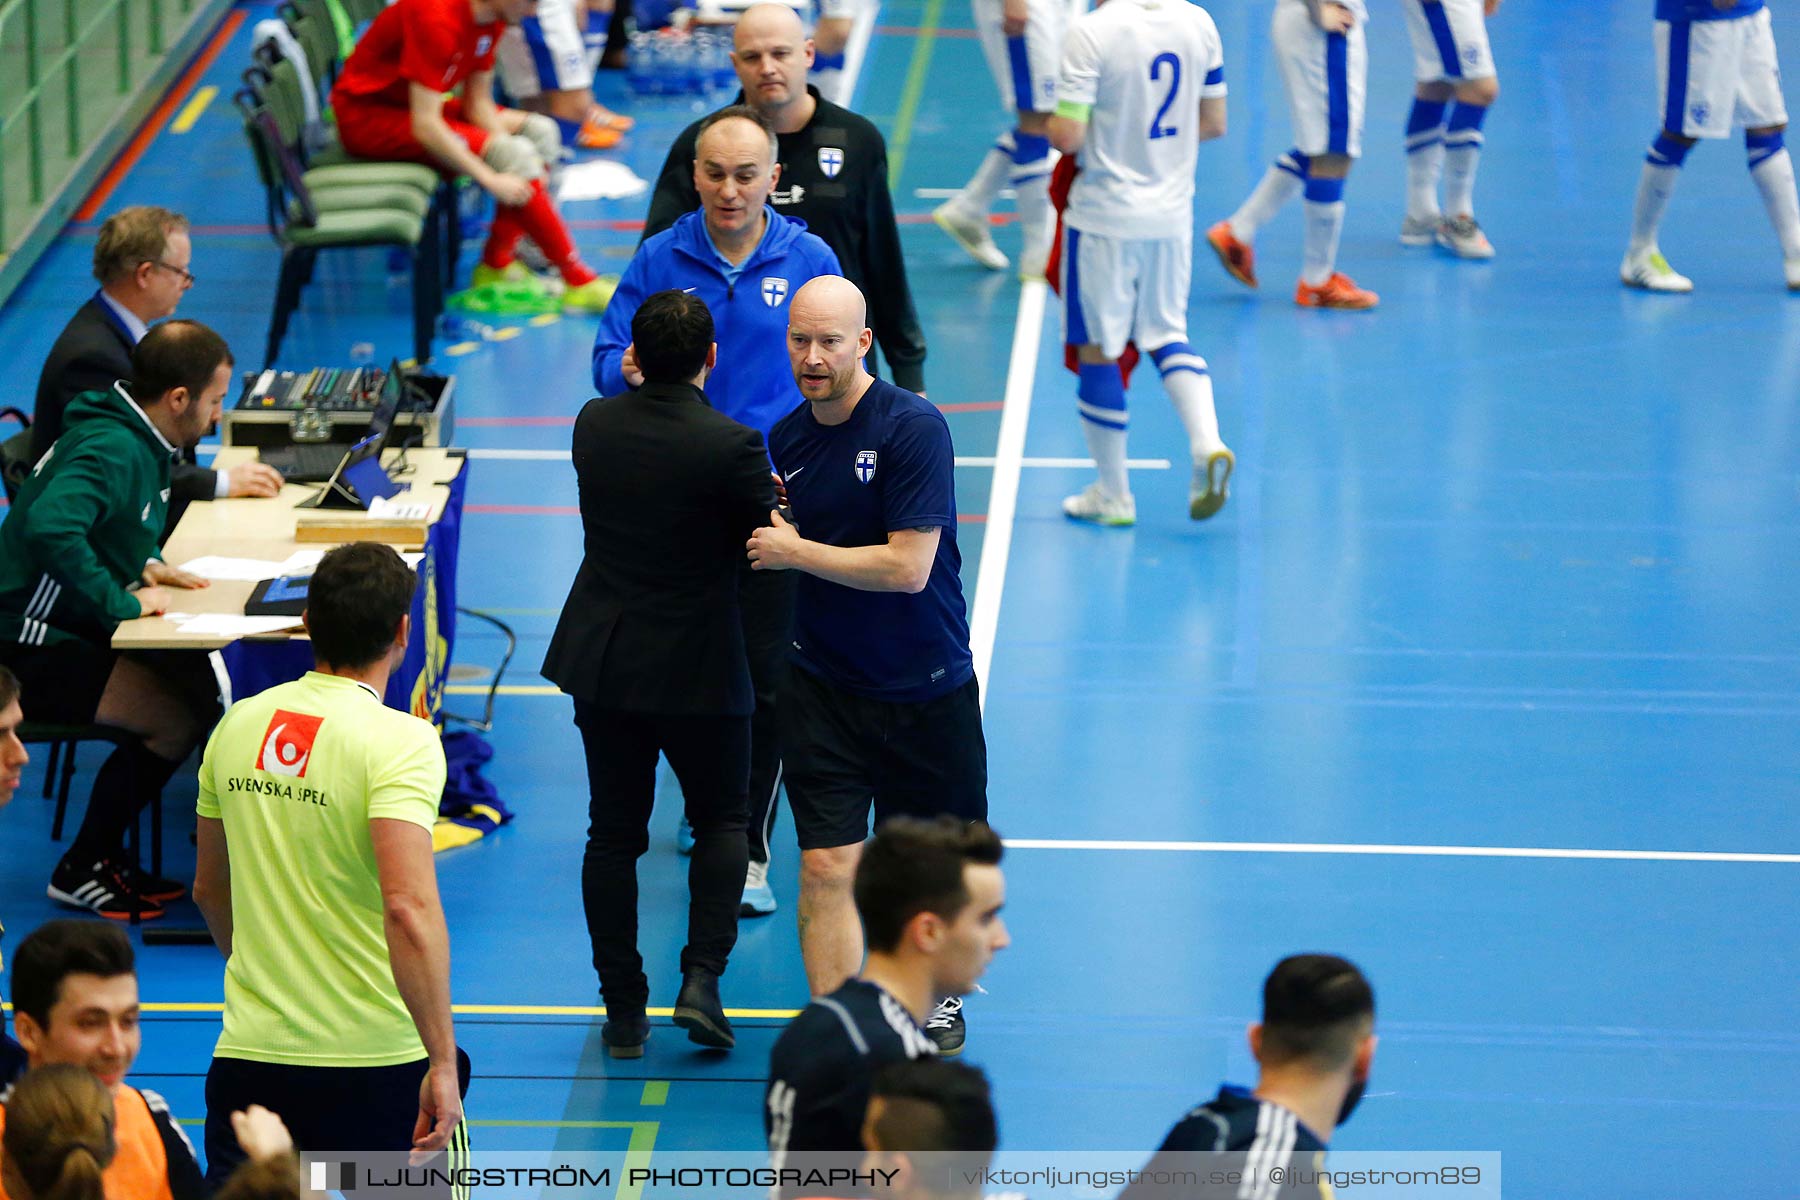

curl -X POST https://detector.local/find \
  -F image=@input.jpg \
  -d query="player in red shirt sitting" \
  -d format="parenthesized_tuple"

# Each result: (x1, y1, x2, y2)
(330, 0, 614, 311)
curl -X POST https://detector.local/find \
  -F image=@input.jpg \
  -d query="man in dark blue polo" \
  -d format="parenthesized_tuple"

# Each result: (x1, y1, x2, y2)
(747, 276, 985, 1057)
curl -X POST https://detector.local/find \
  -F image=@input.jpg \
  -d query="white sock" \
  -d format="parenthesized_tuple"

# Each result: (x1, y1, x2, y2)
(1630, 162, 1681, 255)
(1301, 200, 1346, 286)
(1443, 140, 1482, 219)
(1751, 148, 1800, 260)
(1162, 369, 1221, 458)
(1406, 143, 1445, 221)
(959, 140, 1014, 216)
(1081, 420, 1130, 499)
(1014, 172, 1053, 265)
(1229, 164, 1303, 241)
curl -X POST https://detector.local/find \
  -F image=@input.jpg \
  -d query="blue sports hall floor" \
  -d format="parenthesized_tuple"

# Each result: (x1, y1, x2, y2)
(1, 2, 1797, 1197)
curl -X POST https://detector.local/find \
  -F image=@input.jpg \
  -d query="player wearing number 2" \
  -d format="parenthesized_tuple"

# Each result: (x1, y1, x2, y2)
(1048, 0, 1233, 527)
(1206, 0, 1378, 310)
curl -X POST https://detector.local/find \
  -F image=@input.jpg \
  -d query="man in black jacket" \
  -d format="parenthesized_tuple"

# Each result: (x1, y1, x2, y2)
(543, 289, 776, 1059)
(642, 3, 926, 398)
(30, 206, 280, 531)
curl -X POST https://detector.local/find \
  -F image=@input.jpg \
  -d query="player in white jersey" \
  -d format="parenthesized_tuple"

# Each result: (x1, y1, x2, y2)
(1205, 0, 1378, 310)
(933, 0, 1069, 281)
(1398, 0, 1500, 259)
(1623, 0, 1800, 292)
(1049, 0, 1232, 526)
(495, 0, 634, 150)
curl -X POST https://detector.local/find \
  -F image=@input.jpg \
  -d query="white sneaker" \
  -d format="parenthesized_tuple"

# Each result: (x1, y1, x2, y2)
(1017, 249, 1049, 284)
(1190, 446, 1235, 521)
(1436, 215, 1495, 260)
(740, 858, 776, 917)
(1062, 482, 1136, 527)
(933, 201, 1009, 271)
(1400, 213, 1440, 246)
(1785, 258, 1800, 291)
(1621, 246, 1693, 293)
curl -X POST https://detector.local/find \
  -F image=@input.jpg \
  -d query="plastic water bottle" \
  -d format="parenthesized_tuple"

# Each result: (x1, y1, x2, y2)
(439, 314, 493, 342)
(707, 30, 736, 95)
(626, 31, 656, 94)
(350, 342, 375, 368)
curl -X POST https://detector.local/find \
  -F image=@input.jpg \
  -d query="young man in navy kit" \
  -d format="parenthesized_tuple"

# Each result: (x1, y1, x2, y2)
(747, 276, 986, 1055)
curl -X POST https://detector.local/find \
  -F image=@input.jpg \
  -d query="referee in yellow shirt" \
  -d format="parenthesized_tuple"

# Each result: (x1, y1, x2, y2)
(192, 543, 469, 1186)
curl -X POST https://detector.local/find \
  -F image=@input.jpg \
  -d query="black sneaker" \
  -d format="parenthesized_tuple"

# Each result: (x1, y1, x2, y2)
(601, 1011, 650, 1060)
(672, 969, 735, 1049)
(47, 858, 165, 922)
(924, 996, 965, 1056)
(116, 858, 187, 905)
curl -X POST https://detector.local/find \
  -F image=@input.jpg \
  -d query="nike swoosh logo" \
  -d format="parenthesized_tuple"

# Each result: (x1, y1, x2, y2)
(784, 466, 804, 480)
(682, 286, 698, 294)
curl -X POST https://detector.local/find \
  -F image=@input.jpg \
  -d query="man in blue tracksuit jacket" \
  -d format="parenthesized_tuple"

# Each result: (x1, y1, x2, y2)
(592, 107, 842, 440)
(589, 106, 841, 916)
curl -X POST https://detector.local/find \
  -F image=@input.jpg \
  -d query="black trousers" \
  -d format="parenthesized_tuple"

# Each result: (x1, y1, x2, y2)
(739, 564, 796, 865)
(575, 702, 750, 1014)
(0, 641, 219, 866)
(203, 1047, 472, 1191)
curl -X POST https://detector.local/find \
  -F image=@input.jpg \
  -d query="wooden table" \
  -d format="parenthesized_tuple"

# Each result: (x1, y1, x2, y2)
(112, 447, 464, 651)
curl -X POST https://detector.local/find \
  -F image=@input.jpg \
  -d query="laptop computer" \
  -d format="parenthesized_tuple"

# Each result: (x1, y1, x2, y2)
(260, 360, 405, 483)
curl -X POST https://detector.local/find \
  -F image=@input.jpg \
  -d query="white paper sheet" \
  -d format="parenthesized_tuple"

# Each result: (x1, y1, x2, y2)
(171, 615, 305, 637)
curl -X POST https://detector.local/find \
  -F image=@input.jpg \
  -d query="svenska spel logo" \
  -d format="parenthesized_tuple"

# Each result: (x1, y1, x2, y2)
(257, 710, 326, 778)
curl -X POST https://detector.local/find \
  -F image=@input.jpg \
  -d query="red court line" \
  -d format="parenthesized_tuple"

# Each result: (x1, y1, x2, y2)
(457, 416, 577, 427)
(75, 10, 247, 223)
(937, 401, 1003, 413)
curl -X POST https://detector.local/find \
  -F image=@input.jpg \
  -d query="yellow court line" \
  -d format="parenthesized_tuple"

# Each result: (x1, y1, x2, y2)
(137, 1002, 802, 1018)
(529, 313, 562, 327)
(171, 86, 218, 134)
(489, 327, 523, 342)
(444, 684, 562, 695)
(639, 1082, 669, 1107)
(445, 341, 481, 356)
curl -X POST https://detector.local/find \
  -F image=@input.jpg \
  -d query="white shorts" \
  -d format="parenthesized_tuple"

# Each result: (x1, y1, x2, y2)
(973, 0, 1066, 115)
(1400, 0, 1495, 82)
(495, 0, 593, 100)
(1656, 8, 1787, 139)
(1060, 227, 1190, 360)
(1273, 0, 1367, 158)
(818, 0, 859, 22)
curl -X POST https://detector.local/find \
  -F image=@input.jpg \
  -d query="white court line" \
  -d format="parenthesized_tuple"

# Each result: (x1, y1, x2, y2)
(914, 187, 1017, 200)
(462, 448, 1170, 469)
(1002, 838, 1800, 864)
(967, 280, 1048, 710)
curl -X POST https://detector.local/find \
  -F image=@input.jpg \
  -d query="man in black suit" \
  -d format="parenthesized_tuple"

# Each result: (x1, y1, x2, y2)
(542, 289, 776, 1060)
(30, 206, 280, 523)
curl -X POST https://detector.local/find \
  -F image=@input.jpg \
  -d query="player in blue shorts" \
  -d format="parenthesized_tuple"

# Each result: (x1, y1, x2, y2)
(495, 0, 633, 149)
(1624, 0, 1800, 291)
(1398, 0, 1500, 259)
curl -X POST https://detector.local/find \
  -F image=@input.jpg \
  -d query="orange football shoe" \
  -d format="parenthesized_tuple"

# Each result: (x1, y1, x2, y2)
(576, 108, 628, 150)
(1205, 220, 1258, 288)
(1294, 272, 1379, 310)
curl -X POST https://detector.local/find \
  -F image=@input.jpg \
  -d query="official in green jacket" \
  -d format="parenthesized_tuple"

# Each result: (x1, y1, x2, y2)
(0, 319, 234, 921)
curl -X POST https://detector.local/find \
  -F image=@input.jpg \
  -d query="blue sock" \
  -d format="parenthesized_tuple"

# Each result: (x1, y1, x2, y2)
(1076, 363, 1129, 497)
(1647, 132, 1692, 168)
(1406, 97, 1448, 151)
(1748, 128, 1785, 169)
(1303, 175, 1345, 204)
(1076, 363, 1128, 429)
(814, 50, 846, 71)
(1013, 130, 1052, 172)
(553, 116, 583, 147)
(1276, 148, 1311, 181)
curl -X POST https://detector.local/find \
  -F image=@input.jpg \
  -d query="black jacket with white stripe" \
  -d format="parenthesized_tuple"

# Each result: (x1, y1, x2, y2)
(765, 978, 936, 1164)
(1121, 1086, 1329, 1200)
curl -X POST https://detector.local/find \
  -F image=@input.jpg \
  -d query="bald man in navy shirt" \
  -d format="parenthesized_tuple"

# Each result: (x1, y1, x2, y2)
(747, 276, 986, 1057)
